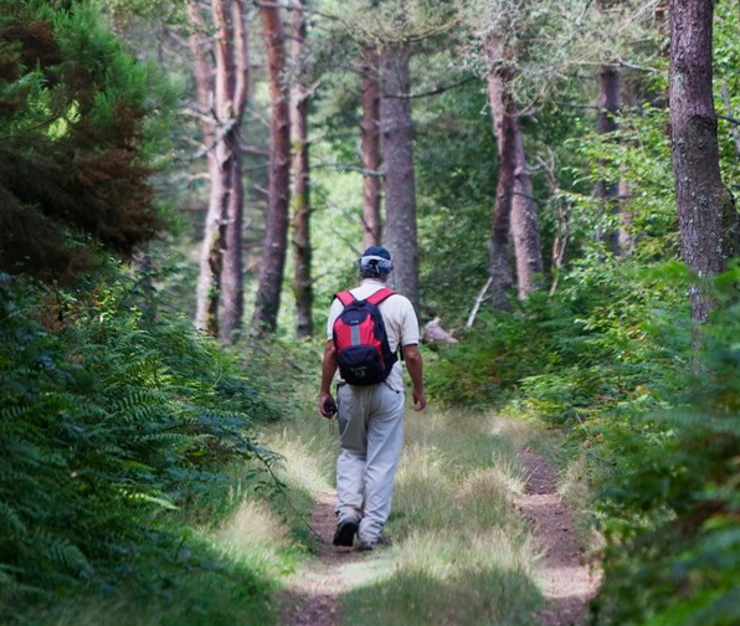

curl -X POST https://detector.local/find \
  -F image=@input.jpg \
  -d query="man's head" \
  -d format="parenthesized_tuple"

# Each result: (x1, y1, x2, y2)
(358, 246, 394, 280)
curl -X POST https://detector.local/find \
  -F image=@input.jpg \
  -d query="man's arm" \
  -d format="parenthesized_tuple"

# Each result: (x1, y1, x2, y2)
(402, 344, 426, 411)
(318, 340, 338, 418)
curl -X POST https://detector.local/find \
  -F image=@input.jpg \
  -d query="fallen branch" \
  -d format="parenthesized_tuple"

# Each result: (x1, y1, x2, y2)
(466, 277, 493, 329)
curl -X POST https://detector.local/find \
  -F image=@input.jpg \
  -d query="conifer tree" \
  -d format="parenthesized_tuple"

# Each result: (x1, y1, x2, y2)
(0, 0, 173, 278)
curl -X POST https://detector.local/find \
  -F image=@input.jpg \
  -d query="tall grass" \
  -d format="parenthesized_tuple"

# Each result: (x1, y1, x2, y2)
(339, 408, 544, 626)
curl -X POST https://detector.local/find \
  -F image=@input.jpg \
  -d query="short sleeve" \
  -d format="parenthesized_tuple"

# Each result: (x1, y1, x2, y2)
(326, 298, 344, 341)
(399, 297, 420, 346)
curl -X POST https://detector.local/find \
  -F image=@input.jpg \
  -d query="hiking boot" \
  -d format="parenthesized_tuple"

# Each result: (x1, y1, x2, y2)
(356, 533, 390, 552)
(332, 518, 359, 547)
(357, 540, 374, 552)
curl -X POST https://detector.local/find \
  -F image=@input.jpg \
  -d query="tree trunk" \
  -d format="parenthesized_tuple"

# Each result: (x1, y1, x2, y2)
(595, 64, 628, 256)
(380, 42, 419, 309)
(486, 41, 516, 310)
(252, 4, 291, 334)
(290, 0, 313, 338)
(189, 0, 221, 335)
(219, 0, 249, 342)
(668, 0, 739, 321)
(361, 45, 383, 248)
(510, 131, 544, 297)
(191, 0, 248, 340)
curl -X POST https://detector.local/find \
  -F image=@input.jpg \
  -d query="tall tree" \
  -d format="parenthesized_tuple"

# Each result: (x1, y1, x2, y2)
(594, 63, 622, 254)
(381, 40, 419, 308)
(252, 2, 291, 334)
(219, 0, 249, 342)
(510, 120, 544, 297)
(668, 0, 739, 321)
(486, 36, 515, 310)
(361, 45, 383, 248)
(477, 1, 544, 300)
(290, 0, 313, 338)
(191, 0, 249, 340)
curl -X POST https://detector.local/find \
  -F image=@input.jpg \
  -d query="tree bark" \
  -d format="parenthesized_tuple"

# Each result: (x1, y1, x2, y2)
(668, 0, 739, 321)
(290, 0, 313, 338)
(594, 64, 630, 256)
(252, 3, 291, 334)
(219, 0, 249, 342)
(361, 45, 383, 248)
(510, 131, 544, 297)
(486, 27, 540, 303)
(192, 0, 229, 335)
(380, 42, 419, 309)
(486, 39, 516, 310)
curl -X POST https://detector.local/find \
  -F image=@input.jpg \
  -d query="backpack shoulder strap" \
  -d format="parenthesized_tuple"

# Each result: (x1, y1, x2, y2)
(335, 291, 356, 307)
(365, 288, 395, 307)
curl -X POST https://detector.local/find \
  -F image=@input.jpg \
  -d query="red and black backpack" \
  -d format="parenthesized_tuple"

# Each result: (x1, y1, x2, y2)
(332, 288, 397, 386)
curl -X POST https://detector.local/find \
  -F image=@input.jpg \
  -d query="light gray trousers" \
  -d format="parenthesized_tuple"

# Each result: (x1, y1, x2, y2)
(335, 383, 405, 543)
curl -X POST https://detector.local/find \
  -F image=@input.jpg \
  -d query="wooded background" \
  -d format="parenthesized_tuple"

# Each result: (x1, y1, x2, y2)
(1, 0, 739, 625)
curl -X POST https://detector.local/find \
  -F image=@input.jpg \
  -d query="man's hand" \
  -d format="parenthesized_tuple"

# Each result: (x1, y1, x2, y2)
(412, 388, 427, 411)
(319, 392, 337, 418)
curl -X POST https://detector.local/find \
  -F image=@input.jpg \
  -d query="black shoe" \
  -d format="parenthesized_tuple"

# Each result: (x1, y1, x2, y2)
(356, 533, 390, 552)
(332, 519, 359, 547)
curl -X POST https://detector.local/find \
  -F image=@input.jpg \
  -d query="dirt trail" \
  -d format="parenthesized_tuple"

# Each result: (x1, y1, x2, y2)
(281, 452, 599, 626)
(280, 491, 358, 626)
(515, 449, 600, 626)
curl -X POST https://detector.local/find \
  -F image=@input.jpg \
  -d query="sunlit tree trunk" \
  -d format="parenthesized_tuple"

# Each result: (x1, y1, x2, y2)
(381, 42, 419, 309)
(252, 3, 291, 334)
(510, 130, 544, 297)
(486, 37, 515, 310)
(484, 27, 542, 299)
(193, 0, 247, 338)
(361, 45, 382, 248)
(290, 0, 313, 338)
(189, 0, 220, 334)
(217, 0, 249, 342)
(669, 0, 739, 321)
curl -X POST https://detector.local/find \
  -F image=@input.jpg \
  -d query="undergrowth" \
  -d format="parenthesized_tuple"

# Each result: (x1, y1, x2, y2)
(426, 259, 740, 626)
(0, 269, 288, 624)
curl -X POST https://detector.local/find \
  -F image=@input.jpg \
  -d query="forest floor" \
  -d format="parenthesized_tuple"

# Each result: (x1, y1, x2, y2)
(269, 404, 600, 626)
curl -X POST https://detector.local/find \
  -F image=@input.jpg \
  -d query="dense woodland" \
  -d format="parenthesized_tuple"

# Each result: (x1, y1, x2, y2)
(1, 0, 739, 624)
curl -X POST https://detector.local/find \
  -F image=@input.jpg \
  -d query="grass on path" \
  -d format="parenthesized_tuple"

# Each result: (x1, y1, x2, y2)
(270, 402, 555, 626)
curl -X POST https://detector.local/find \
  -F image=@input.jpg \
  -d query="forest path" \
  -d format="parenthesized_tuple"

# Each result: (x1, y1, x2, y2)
(280, 491, 361, 626)
(276, 411, 599, 626)
(516, 449, 601, 626)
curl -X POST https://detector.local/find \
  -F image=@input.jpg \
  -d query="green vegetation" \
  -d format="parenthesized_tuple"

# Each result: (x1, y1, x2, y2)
(0, 267, 296, 625)
(1, 0, 739, 625)
(340, 410, 542, 626)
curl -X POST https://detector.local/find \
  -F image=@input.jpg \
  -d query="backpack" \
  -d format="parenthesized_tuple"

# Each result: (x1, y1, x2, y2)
(332, 288, 398, 386)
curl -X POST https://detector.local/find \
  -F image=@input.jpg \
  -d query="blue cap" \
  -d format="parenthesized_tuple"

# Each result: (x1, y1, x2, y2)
(362, 246, 391, 260)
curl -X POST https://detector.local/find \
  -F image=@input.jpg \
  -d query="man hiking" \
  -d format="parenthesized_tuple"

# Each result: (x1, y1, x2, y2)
(318, 246, 426, 551)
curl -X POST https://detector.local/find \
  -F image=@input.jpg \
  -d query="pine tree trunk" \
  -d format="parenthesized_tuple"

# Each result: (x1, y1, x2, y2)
(189, 0, 221, 335)
(252, 4, 291, 334)
(191, 0, 248, 339)
(380, 42, 419, 309)
(595, 64, 627, 256)
(669, 0, 739, 321)
(361, 45, 382, 248)
(290, 0, 313, 338)
(486, 43, 516, 310)
(485, 33, 542, 300)
(219, 0, 249, 342)
(510, 131, 544, 297)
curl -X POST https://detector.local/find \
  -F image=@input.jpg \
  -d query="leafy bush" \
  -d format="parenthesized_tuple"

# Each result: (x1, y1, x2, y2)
(0, 269, 280, 618)
(592, 265, 740, 626)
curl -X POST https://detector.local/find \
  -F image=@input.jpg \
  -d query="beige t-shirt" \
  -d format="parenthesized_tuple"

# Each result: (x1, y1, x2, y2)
(326, 278, 420, 392)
